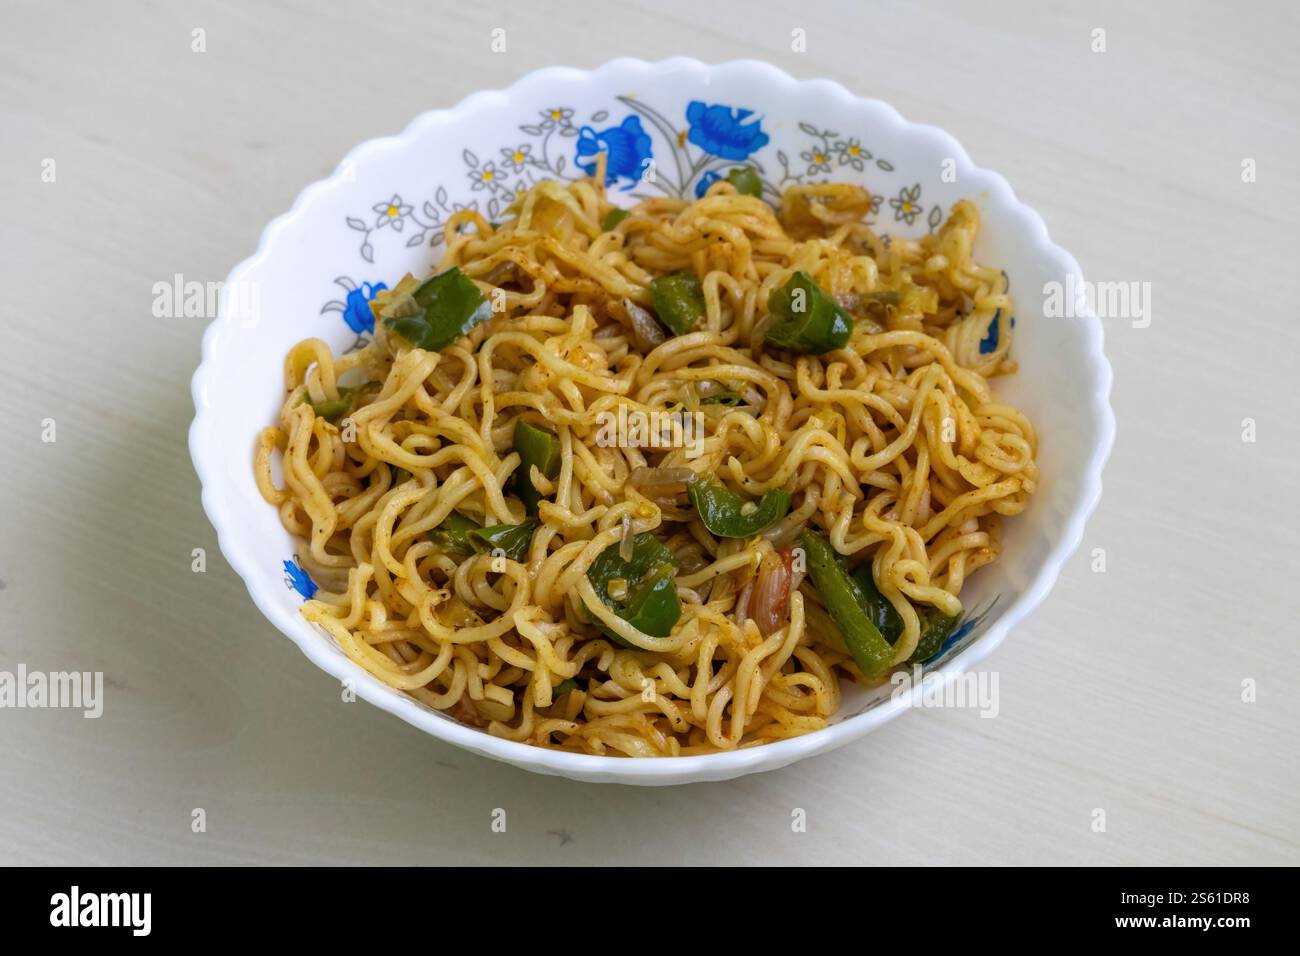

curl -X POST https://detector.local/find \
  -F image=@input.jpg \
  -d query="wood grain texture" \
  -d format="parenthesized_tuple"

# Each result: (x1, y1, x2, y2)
(1, 0, 1296, 865)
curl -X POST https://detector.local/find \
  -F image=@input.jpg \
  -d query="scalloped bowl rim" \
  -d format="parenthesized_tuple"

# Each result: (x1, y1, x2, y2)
(190, 57, 1114, 785)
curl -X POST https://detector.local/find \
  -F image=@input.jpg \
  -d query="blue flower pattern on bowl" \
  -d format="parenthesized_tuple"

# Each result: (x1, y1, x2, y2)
(576, 115, 654, 190)
(321, 276, 388, 351)
(694, 169, 722, 198)
(926, 597, 998, 664)
(340, 93, 947, 266)
(283, 559, 317, 600)
(977, 274, 1015, 355)
(979, 310, 1002, 354)
(684, 101, 770, 160)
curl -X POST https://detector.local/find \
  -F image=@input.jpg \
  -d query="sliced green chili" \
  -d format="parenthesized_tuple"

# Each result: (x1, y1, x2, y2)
(466, 517, 538, 562)
(308, 385, 358, 423)
(850, 562, 959, 663)
(585, 533, 681, 645)
(649, 270, 706, 336)
(512, 420, 562, 514)
(552, 678, 583, 698)
(726, 166, 763, 198)
(687, 478, 791, 538)
(382, 266, 492, 352)
(429, 513, 536, 562)
(428, 511, 480, 558)
(601, 208, 630, 231)
(700, 389, 745, 406)
(849, 563, 903, 644)
(766, 271, 853, 354)
(911, 610, 960, 663)
(801, 530, 894, 677)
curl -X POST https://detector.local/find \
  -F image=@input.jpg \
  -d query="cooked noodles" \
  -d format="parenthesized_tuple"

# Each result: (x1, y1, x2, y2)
(254, 163, 1037, 756)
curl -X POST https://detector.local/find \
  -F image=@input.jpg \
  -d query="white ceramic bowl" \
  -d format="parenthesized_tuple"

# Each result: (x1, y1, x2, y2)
(190, 58, 1114, 785)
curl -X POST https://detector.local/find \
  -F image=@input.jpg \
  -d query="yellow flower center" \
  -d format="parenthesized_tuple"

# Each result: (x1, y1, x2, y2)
(513, 152, 525, 163)
(814, 153, 825, 163)
(386, 205, 398, 217)
(482, 170, 494, 181)
(551, 110, 563, 119)
(902, 201, 914, 213)
(849, 145, 860, 156)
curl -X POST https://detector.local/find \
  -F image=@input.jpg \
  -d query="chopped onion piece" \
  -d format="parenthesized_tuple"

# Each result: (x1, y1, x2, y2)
(628, 466, 695, 494)
(623, 297, 665, 352)
(761, 513, 807, 550)
(619, 513, 635, 562)
(751, 548, 793, 637)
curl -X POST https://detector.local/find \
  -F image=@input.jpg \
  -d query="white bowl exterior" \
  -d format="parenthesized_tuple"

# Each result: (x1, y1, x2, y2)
(190, 58, 1114, 785)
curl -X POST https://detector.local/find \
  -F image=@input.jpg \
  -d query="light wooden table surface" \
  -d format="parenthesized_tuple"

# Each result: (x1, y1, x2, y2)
(2, 0, 1296, 866)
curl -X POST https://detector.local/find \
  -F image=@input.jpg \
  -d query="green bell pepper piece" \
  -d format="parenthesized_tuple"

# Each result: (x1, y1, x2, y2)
(601, 208, 630, 231)
(467, 518, 538, 562)
(430, 513, 537, 562)
(585, 533, 681, 645)
(766, 271, 853, 353)
(429, 511, 481, 558)
(649, 270, 706, 336)
(726, 166, 763, 198)
(382, 266, 493, 352)
(512, 420, 562, 514)
(687, 478, 791, 538)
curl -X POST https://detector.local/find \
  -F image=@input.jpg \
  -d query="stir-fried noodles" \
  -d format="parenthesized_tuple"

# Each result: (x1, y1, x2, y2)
(254, 165, 1037, 756)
